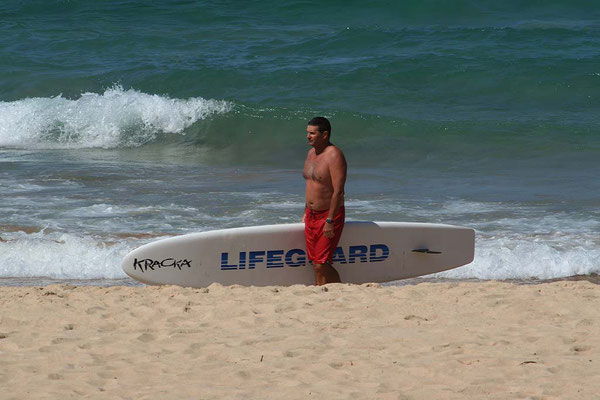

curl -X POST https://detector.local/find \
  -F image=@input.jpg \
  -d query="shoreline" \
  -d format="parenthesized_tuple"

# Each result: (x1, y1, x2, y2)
(2, 280, 598, 399)
(0, 274, 598, 288)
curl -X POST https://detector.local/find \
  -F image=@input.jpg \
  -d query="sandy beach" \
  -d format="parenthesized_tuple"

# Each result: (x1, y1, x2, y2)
(0, 280, 598, 399)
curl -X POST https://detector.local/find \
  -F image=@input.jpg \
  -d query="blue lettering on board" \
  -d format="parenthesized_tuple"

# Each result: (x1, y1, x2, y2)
(248, 251, 265, 269)
(331, 247, 347, 264)
(348, 245, 368, 263)
(220, 244, 389, 271)
(266, 250, 285, 268)
(369, 244, 389, 262)
(285, 249, 306, 267)
(220, 253, 236, 271)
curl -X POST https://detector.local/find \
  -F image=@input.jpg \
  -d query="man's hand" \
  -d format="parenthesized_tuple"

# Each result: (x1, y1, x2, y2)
(323, 222, 334, 238)
(301, 212, 306, 223)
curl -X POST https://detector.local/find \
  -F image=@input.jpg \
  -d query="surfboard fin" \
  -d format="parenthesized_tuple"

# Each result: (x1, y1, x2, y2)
(412, 248, 442, 254)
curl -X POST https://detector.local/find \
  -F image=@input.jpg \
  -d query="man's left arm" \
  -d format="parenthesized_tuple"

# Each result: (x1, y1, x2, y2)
(323, 150, 347, 238)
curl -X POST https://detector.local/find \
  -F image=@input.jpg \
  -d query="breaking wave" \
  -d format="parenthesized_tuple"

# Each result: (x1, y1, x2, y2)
(0, 85, 232, 149)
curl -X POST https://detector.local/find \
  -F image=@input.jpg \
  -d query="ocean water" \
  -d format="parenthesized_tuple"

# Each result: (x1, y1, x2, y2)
(1, 1, 599, 284)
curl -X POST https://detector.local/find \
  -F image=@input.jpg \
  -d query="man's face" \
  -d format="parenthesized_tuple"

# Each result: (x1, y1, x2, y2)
(306, 125, 327, 147)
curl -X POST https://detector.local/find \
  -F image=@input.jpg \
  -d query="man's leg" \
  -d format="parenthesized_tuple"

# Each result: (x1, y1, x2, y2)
(313, 262, 341, 286)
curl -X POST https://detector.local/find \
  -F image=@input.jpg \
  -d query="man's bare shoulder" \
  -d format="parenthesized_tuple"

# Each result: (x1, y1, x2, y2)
(324, 145, 345, 160)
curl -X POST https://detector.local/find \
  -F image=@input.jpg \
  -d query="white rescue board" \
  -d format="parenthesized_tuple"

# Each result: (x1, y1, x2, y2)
(122, 221, 474, 287)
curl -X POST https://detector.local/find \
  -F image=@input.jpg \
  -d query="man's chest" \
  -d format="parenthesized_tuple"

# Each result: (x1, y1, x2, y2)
(303, 157, 330, 182)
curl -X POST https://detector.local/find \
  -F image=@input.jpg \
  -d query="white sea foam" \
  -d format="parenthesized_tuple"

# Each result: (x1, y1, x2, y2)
(0, 229, 597, 281)
(0, 85, 232, 149)
(0, 231, 135, 280)
(436, 233, 600, 280)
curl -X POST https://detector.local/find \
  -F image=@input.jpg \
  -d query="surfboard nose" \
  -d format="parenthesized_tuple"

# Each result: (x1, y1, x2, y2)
(121, 249, 147, 284)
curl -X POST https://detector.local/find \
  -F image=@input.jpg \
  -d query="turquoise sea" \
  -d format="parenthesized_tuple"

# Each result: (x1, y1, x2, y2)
(1, 1, 598, 283)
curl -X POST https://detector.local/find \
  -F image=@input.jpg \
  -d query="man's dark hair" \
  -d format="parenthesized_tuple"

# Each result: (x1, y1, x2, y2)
(308, 116, 331, 137)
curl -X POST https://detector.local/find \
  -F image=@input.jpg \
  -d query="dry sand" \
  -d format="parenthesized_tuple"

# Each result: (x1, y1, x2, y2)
(0, 281, 598, 399)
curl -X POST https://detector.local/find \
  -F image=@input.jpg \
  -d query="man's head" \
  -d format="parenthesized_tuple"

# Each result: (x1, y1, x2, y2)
(306, 117, 331, 148)
(308, 117, 331, 137)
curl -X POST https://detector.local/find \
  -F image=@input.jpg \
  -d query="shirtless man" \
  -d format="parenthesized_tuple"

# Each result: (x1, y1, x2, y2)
(302, 117, 347, 285)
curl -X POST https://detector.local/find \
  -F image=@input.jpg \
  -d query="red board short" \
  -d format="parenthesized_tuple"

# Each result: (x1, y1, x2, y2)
(304, 206, 345, 264)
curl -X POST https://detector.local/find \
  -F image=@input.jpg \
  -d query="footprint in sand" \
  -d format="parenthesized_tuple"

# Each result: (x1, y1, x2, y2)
(404, 315, 428, 322)
(137, 333, 155, 343)
(86, 306, 105, 315)
(571, 345, 591, 353)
